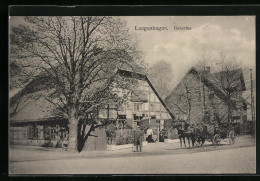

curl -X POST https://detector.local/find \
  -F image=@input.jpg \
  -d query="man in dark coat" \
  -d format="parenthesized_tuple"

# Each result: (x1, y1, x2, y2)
(133, 126, 145, 152)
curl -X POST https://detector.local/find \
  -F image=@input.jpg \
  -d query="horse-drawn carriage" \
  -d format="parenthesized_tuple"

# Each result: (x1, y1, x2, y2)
(195, 123, 236, 147)
(173, 120, 236, 148)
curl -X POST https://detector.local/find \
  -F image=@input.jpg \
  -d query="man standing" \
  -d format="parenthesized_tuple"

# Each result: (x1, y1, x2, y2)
(133, 126, 145, 152)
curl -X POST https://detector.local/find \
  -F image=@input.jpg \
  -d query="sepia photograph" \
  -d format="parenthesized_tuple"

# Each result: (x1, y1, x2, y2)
(9, 15, 256, 174)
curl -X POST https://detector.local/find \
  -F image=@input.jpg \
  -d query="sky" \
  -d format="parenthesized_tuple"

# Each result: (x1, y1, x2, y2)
(10, 16, 256, 86)
(121, 16, 255, 84)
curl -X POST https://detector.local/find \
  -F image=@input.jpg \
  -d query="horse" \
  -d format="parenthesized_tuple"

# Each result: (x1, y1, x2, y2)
(178, 129, 190, 148)
(177, 123, 207, 149)
(176, 122, 196, 149)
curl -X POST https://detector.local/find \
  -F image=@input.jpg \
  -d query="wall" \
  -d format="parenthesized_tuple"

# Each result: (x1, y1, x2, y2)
(98, 76, 171, 130)
(83, 127, 107, 151)
(165, 71, 233, 124)
(10, 126, 45, 146)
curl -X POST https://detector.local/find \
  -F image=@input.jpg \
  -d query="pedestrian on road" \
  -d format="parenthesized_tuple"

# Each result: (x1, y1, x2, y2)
(133, 126, 145, 152)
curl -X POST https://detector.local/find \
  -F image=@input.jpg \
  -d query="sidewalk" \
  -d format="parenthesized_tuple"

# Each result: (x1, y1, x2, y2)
(9, 141, 177, 162)
(9, 135, 255, 162)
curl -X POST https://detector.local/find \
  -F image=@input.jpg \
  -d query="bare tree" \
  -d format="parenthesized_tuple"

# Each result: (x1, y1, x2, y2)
(211, 54, 245, 125)
(166, 80, 192, 123)
(148, 60, 174, 99)
(166, 52, 215, 125)
(10, 16, 143, 152)
(195, 52, 247, 125)
(166, 52, 247, 126)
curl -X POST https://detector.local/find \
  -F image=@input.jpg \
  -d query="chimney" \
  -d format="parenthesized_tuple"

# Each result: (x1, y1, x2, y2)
(204, 66, 210, 74)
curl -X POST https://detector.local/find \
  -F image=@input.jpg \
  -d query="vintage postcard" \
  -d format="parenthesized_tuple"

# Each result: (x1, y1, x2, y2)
(9, 15, 256, 174)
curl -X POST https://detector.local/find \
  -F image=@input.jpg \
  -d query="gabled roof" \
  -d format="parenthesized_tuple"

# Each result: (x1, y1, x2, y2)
(116, 69, 175, 119)
(9, 61, 147, 105)
(10, 67, 174, 123)
(10, 91, 59, 123)
(10, 74, 53, 107)
(165, 66, 246, 108)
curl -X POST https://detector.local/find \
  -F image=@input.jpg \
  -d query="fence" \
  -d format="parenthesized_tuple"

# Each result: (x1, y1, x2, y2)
(115, 129, 133, 137)
(107, 129, 134, 145)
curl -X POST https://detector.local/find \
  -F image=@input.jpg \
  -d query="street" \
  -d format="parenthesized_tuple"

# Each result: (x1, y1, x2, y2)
(9, 135, 256, 174)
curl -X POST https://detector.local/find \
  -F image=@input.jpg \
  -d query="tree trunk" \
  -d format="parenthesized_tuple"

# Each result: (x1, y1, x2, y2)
(81, 125, 95, 151)
(227, 103, 232, 126)
(68, 111, 78, 153)
(202, 84, 206, 113)
(187, 101, 191, 124)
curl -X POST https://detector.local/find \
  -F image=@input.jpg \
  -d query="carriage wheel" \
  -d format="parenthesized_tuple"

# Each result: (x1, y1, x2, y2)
(229, 130, 236, 145)
(213, 134, 221, 146)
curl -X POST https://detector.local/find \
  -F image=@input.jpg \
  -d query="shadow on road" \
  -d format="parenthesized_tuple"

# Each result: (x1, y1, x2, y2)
(165, 143, 227, 151)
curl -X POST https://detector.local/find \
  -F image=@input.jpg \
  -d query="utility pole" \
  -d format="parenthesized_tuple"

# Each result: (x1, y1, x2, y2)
(200, 67, 206, 122)
(250, 69, 255, 136)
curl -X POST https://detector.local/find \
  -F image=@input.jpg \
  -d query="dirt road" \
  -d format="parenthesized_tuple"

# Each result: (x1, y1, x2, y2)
(9, 135, 256, 174)
(9, 146, 255, 174)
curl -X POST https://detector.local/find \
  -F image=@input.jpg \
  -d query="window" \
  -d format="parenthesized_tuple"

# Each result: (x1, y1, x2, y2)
(50, 128, 56, 139)
(35, 127, 39, 138)
(43, 126, 58, 140)
(243, 102, 247, 111)
(151, 104, 155, 112)
(134, 114, 143, 120)
(118, 115, 126, 119)
(28, 125, 39, 139)
(113, 120, 117, 125)
(134, 103, 143, 112)
(195, 90, 201, 101)
(151, 115, 156, 119)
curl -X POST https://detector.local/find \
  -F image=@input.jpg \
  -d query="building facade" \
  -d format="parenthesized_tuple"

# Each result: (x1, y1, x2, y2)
(9, 69, 173, 150)
(164, 67, 247, 125)
(98, 69, 173, 130)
